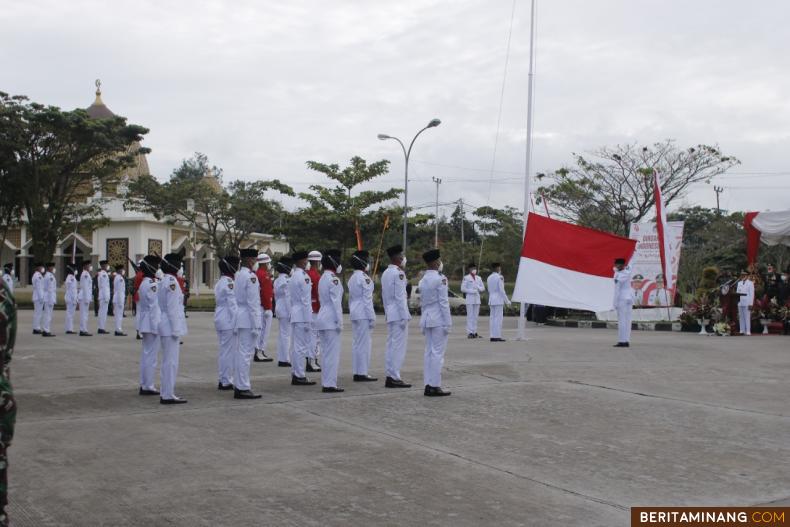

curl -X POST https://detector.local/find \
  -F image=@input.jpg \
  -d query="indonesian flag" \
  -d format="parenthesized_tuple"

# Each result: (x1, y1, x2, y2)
(512, 213, 637, 312)
(653, 171, 675, 291)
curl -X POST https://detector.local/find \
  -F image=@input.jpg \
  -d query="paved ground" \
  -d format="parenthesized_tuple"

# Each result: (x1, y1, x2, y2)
(8, 311, 790, 526)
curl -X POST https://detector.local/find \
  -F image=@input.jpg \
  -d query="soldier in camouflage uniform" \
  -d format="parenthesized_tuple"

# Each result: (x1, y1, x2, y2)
(0, 280, 17, 527)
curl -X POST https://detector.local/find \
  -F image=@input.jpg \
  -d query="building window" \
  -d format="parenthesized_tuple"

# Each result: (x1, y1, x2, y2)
(106, 238, 129, 270)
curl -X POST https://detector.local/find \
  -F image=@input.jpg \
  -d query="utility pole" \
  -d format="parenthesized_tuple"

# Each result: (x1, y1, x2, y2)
(459, 198, 465, 274)
(713, 186, 724, 214)
(432, 177, 442, 248)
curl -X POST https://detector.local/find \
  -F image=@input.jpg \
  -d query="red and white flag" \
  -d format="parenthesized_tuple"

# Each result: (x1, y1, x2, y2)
(512, 213, 637, 312)
(653, 170, 674, 291)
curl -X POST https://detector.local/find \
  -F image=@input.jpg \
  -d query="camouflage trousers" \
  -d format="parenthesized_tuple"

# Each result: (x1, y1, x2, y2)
(0, 374, 16, 527)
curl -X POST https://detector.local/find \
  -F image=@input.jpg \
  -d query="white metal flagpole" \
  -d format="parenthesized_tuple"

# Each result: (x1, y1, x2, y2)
(516, 0, 537, 341)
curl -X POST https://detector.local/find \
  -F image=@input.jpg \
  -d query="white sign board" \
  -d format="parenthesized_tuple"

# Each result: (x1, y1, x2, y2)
(627, 221, 684, 307)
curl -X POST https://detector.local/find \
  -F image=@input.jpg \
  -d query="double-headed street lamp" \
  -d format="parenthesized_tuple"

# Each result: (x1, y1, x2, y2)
(378, 118, 441, 253)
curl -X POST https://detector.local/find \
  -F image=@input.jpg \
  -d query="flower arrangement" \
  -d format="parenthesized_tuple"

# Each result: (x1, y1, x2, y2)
(712, 321, 731, 336)
(682, 298, 715, 320)
(754, 295, 780, 321)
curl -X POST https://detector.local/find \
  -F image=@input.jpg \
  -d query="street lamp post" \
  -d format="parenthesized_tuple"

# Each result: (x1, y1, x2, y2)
(378, 118, 441, 253)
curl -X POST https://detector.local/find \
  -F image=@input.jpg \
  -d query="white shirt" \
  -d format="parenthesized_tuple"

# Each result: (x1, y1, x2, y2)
(158, 274, 187, 337)
(32, 270, 44, 303)
(97, 269, 111, 301)
(288, 267, 313, 323)
(113, 273, 126, 304)
(381, 264, 411, 322)
(43, 270, 57, 304)
(234, 266, 262, 330)
(419, 270, 452, 330)
(348, 269, 375, 322)
(213, 275, 237, 332)
(79, 270, 93, 303)
(613, 266, 633, 306)
(460, 273, 485, 305)
(64, 274, 78, 304)
(736, 279, 755, 307)
(2, 272, 14, 293)
(648, 288, 671, 307)
(274, 274, 291, 319)
(135, 277, 160, 334)
(316, 270, 343, 330)
(486, 272, 510, 306)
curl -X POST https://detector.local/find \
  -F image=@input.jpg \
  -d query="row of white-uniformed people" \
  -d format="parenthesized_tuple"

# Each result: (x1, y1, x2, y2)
(4, 260, 129, 338)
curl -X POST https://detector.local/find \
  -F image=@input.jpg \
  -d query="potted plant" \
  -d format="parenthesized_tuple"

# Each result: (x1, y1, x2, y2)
(754, 295, 779, 335)
(682, 299, 714, 335)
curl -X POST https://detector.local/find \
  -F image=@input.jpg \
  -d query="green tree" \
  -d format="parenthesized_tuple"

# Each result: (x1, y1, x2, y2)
(474, 205, 523, 277)
(0, 91, 149, 262)
(540, 140, 740, 235)
(126, 153, 293, 258)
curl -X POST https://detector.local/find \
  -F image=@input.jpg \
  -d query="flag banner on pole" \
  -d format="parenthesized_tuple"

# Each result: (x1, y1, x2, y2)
(512, 213, 637, 312)
(653, 171, 675, 291)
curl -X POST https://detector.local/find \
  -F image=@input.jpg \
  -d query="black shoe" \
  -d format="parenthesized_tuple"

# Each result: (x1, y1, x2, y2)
(424, 385, 452, 397)
(490, 337, 506, 342)
(136, 333, 142, 340)
(353, 374, 378, 382)
(613, 342, 630, 348)
(217, 382, 234, 391)
(66, 331, 76, 335)
(468, 333, 476, 339)
(80, 331, 93, 337)
(114, 331, 127, 336)
(385, 377, 412, 388)
(160, 397, 188, 405)
(234, 388, 262, 399)
(254, 350, 274, 362)
(322, 386, 345, 393)
(474, 333, 481, 338)
(42, 331, 56, 337)
(291, 375, 316, 386)
(33, 329, 42, 335)
(97, 329, 109, 334)
(306, 358, 321, 372)
(139, 387, 160, 396)
(277, 361, 292, 367)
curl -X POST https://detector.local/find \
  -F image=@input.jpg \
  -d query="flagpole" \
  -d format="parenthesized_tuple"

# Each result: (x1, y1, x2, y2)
(517, 0, 537, 342)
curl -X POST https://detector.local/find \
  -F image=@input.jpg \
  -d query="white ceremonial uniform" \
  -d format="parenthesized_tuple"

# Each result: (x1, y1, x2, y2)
(613, 266, 634, 343)
(42, 270, 57, 333)
(288, 267, 313, 378)
(461, 272, 485, 335)
(214, 275, 238, 386)
(79, 270, 93, 333)
(32, 269, 44, 331)
(158, 273, 187, 400)
(97, 268, 111, 331)
(64, 273, 77, 332)
(316, 270, 344, 388)
(234, 267, 262, 391)
(647, 287, 671, 307)
(274, 273, 292, 363)
(1, 271, 13, 294)
(736, 278, 755, 336)
(136, 277, 161, 391)
(486, 271, 510, 339)
(381, 264, 411, 380)
(419, 270, 452, 388)
(349, 269, 376, 376)
(113, 273, 126, 333)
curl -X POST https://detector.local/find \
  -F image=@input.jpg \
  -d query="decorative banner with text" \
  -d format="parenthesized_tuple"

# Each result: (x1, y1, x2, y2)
(627, 221, 684, 307)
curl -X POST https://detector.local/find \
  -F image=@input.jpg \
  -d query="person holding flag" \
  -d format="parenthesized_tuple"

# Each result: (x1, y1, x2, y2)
(613, 258, 634, 347)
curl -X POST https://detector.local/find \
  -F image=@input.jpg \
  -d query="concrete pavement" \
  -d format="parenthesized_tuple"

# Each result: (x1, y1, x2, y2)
(8, 311, 790, 526)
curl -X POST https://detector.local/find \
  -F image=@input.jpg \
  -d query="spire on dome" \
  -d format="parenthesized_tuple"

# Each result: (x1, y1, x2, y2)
(86, 78, 115, 119)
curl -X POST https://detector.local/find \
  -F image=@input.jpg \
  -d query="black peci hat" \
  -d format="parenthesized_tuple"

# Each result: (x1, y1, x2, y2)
(219, 255, 240, 275)
(275, 256, 293, 274)
(46, 262, 55, 268)
(99, 260, 108, 266)
(162, 253, 182, 272)
(490, 262, 501, 268)
(2, 263, 12, 270)
(291, 250, 309, 261)
(115, 264, 125, 271)
(82, 260, 92, 268)
(386, 245, 403, 258)
(239, 248, 258, 259)
(350, 250, 369, 270)
(614, 258, 626, 265)
(321, 249, 342, 269)
(422, 249, 440, 263)
(141, 254, 161, 274)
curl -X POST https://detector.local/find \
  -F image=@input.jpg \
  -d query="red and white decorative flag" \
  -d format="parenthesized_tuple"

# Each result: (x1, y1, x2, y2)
(512, 213, 637, 312)
(653, 170, 674, 291)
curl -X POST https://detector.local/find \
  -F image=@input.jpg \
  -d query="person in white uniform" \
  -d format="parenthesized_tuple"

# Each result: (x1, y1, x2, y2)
(253, 253, 274, 363)
(612, 258, 634, 347)
(381, 245, 412, 388)
(460, 262, 485, 339)
(1, 263, 14, 294)
(78, 261, 93, 336)
(41, 262, 57, 337)
(64, 266, 78, 334)
(232, 248, 264, 400)
(157, 253, 188, 404)
(113, 265, 127, 336)
(31, 263, 45, 334)
(136, 255, 162, 396)
(96, 260, 111, 334)
(214, 256, 239, 390)
(486, 263, 511, 342)
(348, 250, 377, 382)
(647, 274, 672, 307)
(316, 249, 344, 392)
(273, 257, 293, 367)
(419, 249, 452, 397)
(736, 270, 755, 336)
(288, 250, 317, 386)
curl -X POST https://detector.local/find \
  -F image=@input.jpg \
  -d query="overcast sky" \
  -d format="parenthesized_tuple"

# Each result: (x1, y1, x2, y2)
(2, 0, 789, 219)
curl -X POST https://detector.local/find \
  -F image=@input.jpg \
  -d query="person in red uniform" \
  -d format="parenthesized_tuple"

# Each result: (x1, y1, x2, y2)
(132, 264, 145, 340)
(306, 250, 322, 372)
(254, 253, 275, 362)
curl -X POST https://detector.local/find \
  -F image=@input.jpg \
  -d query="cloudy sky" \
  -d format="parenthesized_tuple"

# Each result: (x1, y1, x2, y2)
(2, 0, 789, 219)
